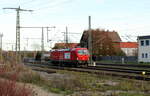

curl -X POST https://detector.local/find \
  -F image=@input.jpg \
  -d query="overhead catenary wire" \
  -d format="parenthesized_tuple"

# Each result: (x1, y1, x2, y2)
(24, 0, 57, 9)
(0, 0, 17, 7)
(68, 35, 81, 43)
(1, 0, 74, 15)
(33, 0, 75, 11)
(121, 35, 138, 42)
(19, 0, 38, 7)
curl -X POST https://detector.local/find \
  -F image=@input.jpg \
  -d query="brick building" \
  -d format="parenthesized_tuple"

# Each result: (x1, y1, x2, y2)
(80, 29, 123, 56)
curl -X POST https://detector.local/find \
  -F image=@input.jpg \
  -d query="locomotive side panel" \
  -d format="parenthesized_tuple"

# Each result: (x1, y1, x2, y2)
(50, 48, 90, 66)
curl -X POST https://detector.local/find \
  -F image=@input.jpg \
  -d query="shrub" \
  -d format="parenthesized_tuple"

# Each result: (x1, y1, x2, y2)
(0, 66, 33, 96)
(0, 79, 32, 96)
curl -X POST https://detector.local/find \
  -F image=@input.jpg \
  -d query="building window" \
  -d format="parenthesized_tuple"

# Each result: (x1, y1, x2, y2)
(146, 40, 149, 46)
(142, 53, 144, 58)
(145, 53, 148, 58)
(141, 41, 144, 46)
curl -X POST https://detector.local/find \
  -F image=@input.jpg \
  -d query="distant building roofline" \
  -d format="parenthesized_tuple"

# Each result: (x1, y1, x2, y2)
(138, 35, 150, 39)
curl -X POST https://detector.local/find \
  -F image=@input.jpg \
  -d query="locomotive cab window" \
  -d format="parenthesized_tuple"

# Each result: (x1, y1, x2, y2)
(78, 50, 89, 55)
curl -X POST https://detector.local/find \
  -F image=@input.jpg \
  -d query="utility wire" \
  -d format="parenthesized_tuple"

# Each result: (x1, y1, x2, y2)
(20, 0, 38, 6)
(19, 0, 72, 22)
(0, 1, 17, 7)
(21, 0, 59, 10)
(121, 35, 137, 42)
(35, 0, 74, 11)
(20, 0, 50, 9)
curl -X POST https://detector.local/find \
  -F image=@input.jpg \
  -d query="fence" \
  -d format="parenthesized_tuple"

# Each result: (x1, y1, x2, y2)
(96, 56, 138, 63)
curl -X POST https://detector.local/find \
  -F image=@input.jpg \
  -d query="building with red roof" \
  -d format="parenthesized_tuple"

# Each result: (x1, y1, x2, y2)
(119, 42, 138, 48)
(80, 29, 123, 56)
(114, 42, 138, 56)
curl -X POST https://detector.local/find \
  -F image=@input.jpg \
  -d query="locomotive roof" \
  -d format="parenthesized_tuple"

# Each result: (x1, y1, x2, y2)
(51, 48, 87, 52)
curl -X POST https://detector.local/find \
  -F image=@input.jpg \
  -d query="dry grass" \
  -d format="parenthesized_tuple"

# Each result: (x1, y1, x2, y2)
(0, 64, 33, 96)
(53, 70, 150, 96)
(0, 79, 32, 96)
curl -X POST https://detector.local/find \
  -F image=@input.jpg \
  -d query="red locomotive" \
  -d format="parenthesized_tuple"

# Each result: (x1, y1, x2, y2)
(50, 48, 90, 66)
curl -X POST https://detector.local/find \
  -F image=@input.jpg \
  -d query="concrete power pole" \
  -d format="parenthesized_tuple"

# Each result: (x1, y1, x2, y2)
(66, 27, 68, 48)
(88, 16, 93, 65)
(61, 27, 70, 48)
(0, 33, 3, 62)
(41, 27, 44, 52)
(0, 33, 3, 50)
(47, 27, 54, 42)
(3, 6, 33, 63)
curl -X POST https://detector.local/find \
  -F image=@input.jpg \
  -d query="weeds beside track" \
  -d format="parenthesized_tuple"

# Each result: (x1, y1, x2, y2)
(25, 62, 150, 81)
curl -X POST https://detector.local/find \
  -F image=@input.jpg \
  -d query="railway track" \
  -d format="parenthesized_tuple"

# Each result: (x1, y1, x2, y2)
(24, 62, 150, 81)
(97, 63, 150, 68)
(86, 66, 150, 75)
(96, 63, 150, 75)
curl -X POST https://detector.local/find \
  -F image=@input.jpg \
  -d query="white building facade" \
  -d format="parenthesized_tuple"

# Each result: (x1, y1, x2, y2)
(121, 48, 137, 56)
(119, 42, 138, 56)
(138, 36, 150, 62)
